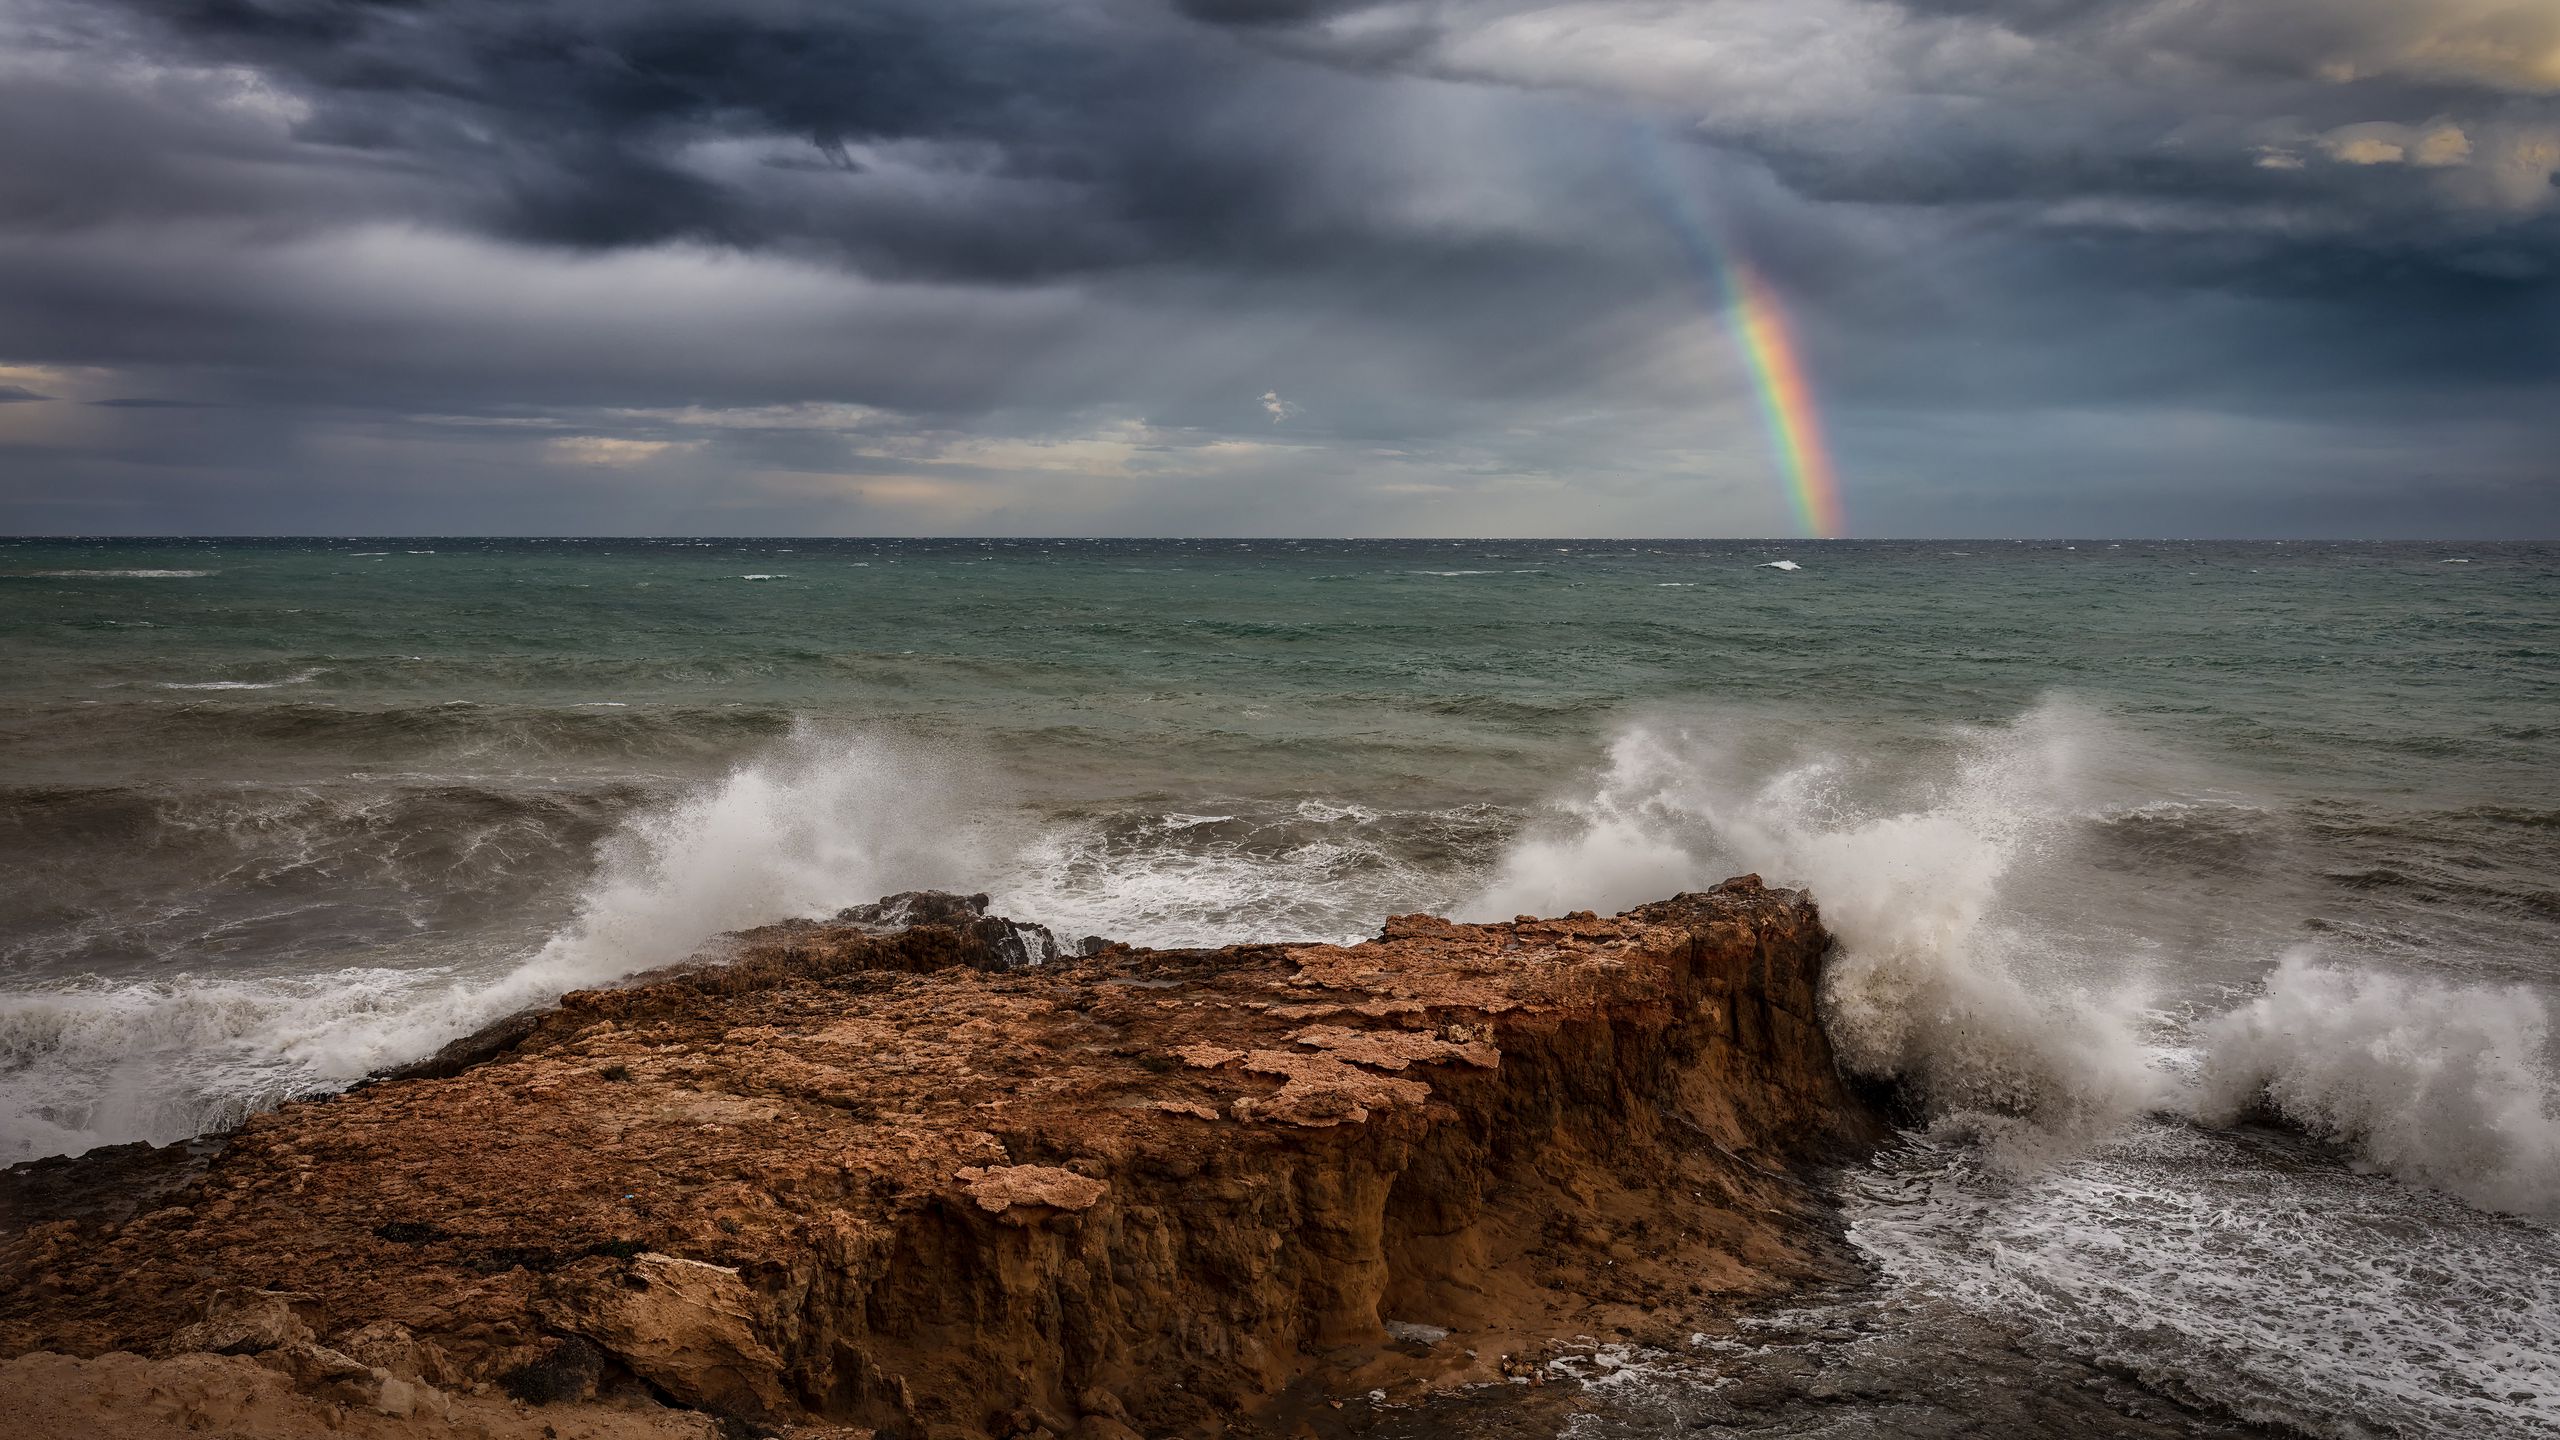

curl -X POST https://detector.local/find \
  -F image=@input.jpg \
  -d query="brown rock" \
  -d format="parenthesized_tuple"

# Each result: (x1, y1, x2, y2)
(955, 1165, 1111, 1214)
(1284, 1024, 1499, 1070)
(0, 881, 1878, 1439)
(535, 1253, 788, 1418)
(1233, 1050, 1432, 1127)
(166, 1290, 314, 1357)
(334, 1319, 462, 1388)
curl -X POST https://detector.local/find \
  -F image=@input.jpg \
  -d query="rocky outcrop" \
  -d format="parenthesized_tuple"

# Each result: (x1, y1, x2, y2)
(0, 878, 1876, 1437)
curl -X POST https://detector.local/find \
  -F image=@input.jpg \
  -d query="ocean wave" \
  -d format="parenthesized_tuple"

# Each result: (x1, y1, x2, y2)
(996, 797, 1500, 948)
(1455, 706, 2560, 1212)
(5, 698, 797, 766)
(2197, 953, 2560, 1215)
(0, 778, 639, 858)
(1459, 704, 2172, 1147)
(156, 668, 327, 692)
(0, 781, 639, 983)
(2080, 798, 2288, 876)
(0, 730, 997, 1162)
(18, 569, 213, 579)
(0, 967, 445, 1161)
(1846, 1121, 2560, 1437)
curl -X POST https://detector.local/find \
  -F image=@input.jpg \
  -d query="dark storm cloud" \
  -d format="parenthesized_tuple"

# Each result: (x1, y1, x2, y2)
(82, 0, 1434, 283)
(0, 386, 50, 402)
(0, 0, 2552, 536)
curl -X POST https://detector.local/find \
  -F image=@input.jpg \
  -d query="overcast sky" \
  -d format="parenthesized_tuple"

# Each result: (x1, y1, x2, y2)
(1, 0, 2554, 537)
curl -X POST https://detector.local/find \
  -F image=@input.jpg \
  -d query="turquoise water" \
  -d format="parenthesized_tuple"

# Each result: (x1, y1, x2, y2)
(3, 536, 2557, 1435)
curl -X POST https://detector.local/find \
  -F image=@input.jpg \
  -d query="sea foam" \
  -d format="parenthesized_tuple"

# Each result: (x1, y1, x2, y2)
(1461, 703, 2560, 1204)
(0, 730, 993, 1162)
(1463, 705, 2170, 1148)
(2197, 952, 2560, 1214)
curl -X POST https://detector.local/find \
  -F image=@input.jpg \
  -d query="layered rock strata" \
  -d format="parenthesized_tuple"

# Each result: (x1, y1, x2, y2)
(1, 877, 1875, 1437)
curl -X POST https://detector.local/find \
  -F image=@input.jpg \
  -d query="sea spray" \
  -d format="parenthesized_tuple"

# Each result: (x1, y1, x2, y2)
(526, 727, 991, 983)
(2197, 951, 2560, 1215)
(992, 799, 1498, 949)
(0, 729, 993, 1161)
(1464, 703, 2172, 1149)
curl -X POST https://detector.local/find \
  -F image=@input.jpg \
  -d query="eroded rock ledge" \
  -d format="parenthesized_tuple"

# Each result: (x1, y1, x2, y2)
(1, 877, 1877, 1438)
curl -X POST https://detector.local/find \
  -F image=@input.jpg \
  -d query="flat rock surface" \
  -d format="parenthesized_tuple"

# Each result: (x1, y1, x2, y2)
(1, 878, 1875, 1439)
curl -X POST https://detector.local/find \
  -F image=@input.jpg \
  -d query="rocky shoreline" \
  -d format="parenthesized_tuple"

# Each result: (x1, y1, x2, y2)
(1, 876, 1879, 1439)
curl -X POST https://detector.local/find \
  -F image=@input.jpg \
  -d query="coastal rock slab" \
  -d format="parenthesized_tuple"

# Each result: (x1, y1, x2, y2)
(535, 1253, 787, 1418)
(956, 1164, 1110, 1213)
(0, 878, 1876, 1440)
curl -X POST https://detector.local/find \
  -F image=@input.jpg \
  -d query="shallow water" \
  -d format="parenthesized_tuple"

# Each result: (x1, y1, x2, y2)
(3, 536, 2556, 1434)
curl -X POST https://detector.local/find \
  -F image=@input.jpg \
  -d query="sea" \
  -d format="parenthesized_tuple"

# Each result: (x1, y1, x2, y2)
(2, 537, 2554, 1437)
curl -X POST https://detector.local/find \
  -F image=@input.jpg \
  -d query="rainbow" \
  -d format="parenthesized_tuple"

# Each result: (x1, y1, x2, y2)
(1716, 258, 1845, 538)
(1635, 131, 1847, 538)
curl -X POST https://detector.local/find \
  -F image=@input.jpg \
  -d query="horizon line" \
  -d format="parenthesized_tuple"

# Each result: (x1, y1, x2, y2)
(0, 534, 2541, 545)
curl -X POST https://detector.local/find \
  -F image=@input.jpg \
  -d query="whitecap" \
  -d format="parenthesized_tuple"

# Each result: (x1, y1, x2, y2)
(2195, 953, 2560, 1215)
(1759, 560, 1802, 571)
(0, 730, 996, 1164)
(156, 668, 326, 691)
(1295, 799, 1378, 824)
(1460, 704, 2171, 1145)
(26, 569, 213, 579)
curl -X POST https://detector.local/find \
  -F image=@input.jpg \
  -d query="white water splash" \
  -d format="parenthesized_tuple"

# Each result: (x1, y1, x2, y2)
(1463, 704, 2170, 1147)
(2198, 952, 2560, 1215)
(0, 730, 990, 1162)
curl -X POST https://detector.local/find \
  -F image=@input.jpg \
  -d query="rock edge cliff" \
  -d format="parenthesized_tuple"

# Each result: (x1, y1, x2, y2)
(2, 876, 1877, 1439)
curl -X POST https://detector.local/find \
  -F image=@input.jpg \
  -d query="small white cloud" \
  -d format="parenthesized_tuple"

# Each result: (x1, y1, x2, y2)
(548, 436, 690, 466)
(2324, 128, 2409, 166)
(2414, 125, 2474, 167)
(2320, 121, 2476, 170)
(1261, 390, 1300, 424)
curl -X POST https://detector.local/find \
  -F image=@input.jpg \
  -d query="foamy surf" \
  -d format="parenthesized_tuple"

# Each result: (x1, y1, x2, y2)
(0, 730, 998, 1162)
(1459, 705, 2560, 1204)
(1452, 704, 2560, 1433)
(1843, 1121, 2560, 1437)
(1461, 705, 2171, 1144)
(2198, 953, 2560, 1215)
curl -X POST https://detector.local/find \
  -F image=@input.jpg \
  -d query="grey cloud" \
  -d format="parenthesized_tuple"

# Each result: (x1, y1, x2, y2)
(0, 0, 2551, 536)
(1191, 0, 2560, 277)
